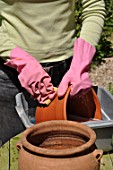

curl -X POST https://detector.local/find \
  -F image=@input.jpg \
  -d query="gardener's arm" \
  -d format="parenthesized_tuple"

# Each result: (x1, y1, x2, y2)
(80, 0, 106, 46)
(58, 0, 106, 97)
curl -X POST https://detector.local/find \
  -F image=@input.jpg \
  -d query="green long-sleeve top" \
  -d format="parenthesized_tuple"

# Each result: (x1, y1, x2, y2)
(0, 0, 106, 63)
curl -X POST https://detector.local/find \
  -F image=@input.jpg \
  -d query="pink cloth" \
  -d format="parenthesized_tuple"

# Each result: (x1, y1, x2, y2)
(58, 38, 96, 97)
(5, 47, 56, 104)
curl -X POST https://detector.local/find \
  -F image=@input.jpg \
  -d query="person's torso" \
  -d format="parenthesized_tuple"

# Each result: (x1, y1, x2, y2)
(0, 0, 76, 62)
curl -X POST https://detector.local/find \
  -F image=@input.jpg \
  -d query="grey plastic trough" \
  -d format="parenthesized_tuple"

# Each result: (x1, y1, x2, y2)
(15, 86, 113, 151)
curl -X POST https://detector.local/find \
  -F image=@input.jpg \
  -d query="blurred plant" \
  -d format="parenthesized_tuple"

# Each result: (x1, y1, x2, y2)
(0, 16, 2, 26)
(95, 0, 113, 64)
(108, 83, 113, 95)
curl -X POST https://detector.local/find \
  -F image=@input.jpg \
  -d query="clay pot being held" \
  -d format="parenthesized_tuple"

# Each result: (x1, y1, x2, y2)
(35, 87, 70, 123)
(17, 120, 103, 170)
(35, 87, 102, 123)
(67, 88, 102, 121)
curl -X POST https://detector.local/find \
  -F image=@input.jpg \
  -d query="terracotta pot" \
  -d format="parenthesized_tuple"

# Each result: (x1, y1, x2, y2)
(67, 88, 102, 121)
(35, 87, 102, 123)
(17, 120, 103, 170)
(35, 87, 70, 123)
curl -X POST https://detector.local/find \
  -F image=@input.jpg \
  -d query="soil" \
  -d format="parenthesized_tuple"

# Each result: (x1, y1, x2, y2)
(89, 57, 113, 91)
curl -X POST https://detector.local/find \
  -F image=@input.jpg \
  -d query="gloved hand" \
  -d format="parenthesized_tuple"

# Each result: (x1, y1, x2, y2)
(5, 47, 56, 105)
(58, 38, 96, 97)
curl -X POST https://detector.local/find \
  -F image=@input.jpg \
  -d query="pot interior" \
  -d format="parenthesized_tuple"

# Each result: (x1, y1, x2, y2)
(27, 130, 89, 150)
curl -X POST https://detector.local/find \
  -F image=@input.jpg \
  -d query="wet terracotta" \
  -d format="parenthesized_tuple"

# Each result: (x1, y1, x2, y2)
(17, 120, 103, 170)
(35, 87, 70, 123)
(67, 88, 102, 121)
(35, 87, 102, 123)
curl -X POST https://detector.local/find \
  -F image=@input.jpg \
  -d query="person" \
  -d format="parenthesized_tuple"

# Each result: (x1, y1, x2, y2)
(0, 0, 106, 146)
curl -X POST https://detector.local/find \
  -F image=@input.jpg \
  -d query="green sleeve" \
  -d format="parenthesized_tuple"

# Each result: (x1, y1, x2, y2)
(0, 1, 6, 15)
(80, 0, 106, 46)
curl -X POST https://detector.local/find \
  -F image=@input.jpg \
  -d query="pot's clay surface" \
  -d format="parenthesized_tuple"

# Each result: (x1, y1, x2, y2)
(67, 88, 102, 121)
(35, 87, 102, 123)
(17, 121, 103, 170)
(35, 87, 70, 123)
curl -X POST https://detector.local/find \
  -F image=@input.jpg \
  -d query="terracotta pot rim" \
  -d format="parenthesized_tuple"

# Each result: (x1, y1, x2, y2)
(21, 120, 96, 156)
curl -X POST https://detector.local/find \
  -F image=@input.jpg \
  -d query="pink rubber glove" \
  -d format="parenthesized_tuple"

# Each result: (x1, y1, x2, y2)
(58, 38, 96, 97)
(5, 47, 56, 104)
